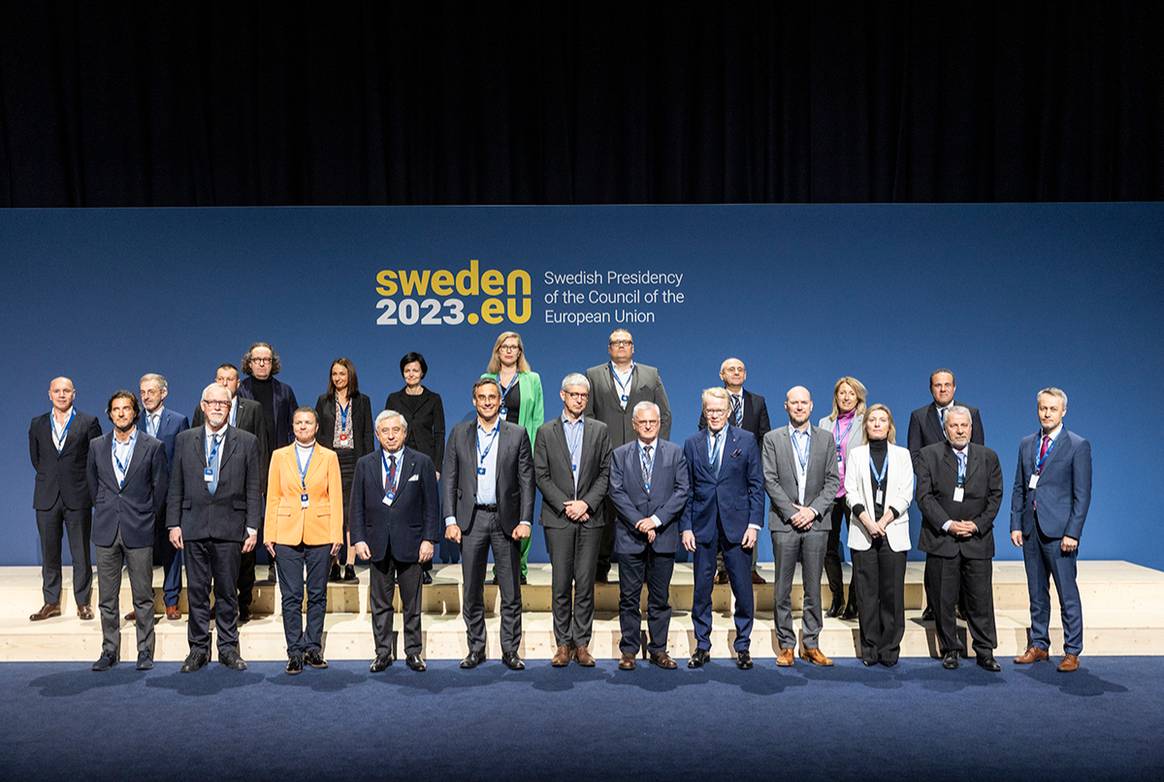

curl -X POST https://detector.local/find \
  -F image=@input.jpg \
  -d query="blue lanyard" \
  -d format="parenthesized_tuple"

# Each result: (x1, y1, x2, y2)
(296, 445, 315, 489)
(708, 429, 724, 466)
(610, 362, 634, 398)
(207, 433, 222, 464)
(498, 373, 520, 402)
(337, 400, 350, 432)
(1034, 434, 1057, 474)
(639, 442, 654, 490)
(791, 429, 810, 470)
(381, 450, 399, 492)
(833, 417, 854, 461)
(477, 423, 500, 469)
(52, 410, 75, 449)
(563, 419, 584, 471)
(113, 434, 135, 478)
(869, 453, 888, 486)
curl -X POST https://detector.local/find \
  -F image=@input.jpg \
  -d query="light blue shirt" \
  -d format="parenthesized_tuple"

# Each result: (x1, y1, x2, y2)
(445, 420, 529, 527)
(111, 428, 138, 486)
(562, 414, 585, 492)
(788, 423, 811, 504)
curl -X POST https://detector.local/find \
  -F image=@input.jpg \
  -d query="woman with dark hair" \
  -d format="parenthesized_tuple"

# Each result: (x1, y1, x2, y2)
(315, 357, 374, 583)
(386, 351, 448, 578)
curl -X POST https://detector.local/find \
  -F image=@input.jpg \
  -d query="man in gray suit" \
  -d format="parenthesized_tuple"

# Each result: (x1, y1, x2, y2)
(534, 373, 612, 668)
(443, 377, 535, 671)
(167, 383, 262, 673)
(585, 328, 672, 582)
(762, 386, 840, 667)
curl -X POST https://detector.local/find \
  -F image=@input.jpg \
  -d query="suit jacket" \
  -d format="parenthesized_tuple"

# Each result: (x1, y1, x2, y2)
(384, 387, 446, 467)
(534, 417, 612, 529)
(29, 410, 103, 510)
(907, 400, 985, 469)
(761, 424, 840, 532)
(263, 443, 344, 546)
(608, 438, 689, 554)
(584, 362, 671, 447)
(350, 447, 441, 562)
(166, 425, 262, 542)
(915, 441, 1002, 559)
(86, 431, 168, 549)
(698, 388, 771, 446)
(1010, 427, 1092, 540)
(680, 425, 765, 544)
(844, 443, 914, 552)
(140, 407, 189, 466)
(238, 375, 298, 450)
(315, 392, 375, 457)
(441, 419, 534, 535)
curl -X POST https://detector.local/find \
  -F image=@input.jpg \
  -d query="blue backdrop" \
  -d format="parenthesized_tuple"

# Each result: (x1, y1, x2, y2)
(3, 204, 1161, 568)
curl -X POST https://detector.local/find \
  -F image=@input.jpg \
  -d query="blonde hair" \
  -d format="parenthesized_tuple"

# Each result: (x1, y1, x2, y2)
(486, 331, 531, 374)
(862, 403, 897, 444)
(828, 376, 868, 421)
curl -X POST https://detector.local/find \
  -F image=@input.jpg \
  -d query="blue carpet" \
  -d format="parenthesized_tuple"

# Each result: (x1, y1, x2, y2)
(2, 657, 1161, 780)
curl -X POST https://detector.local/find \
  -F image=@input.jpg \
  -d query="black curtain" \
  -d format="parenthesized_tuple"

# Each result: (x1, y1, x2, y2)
(2, 1, 1161, 206)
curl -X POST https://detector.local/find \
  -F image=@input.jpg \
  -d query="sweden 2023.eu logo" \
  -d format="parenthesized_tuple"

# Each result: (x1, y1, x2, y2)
(374, 259, 532, 326)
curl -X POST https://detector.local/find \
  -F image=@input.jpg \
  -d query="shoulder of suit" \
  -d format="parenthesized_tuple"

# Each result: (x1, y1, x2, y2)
(909, 405, 930, 420)
(231, 427, 259, 445)
(585, 417, 608, 433)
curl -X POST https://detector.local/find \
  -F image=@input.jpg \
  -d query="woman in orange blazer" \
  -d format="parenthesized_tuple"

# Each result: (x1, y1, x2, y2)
(264, 407, 344, 674)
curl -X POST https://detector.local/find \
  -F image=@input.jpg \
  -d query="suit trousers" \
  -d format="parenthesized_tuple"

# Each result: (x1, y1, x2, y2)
(924, 551, 997, 658)
(369, 554, 423, 657)
(460, 508, 523, 655)
(1023, 520, 1083, 655)
(95, 529, 155, 657)
(596, 501, 617, 577)
(35, 497, 92, 605)
(823, 500, 856, 607)
(715, 544, 759, 575)
(692, 526, 754, 652)
(852, 538, 907, 664)
(544, 522, 603, 647)
(274, 543, 330, 657)
(773, 529, 828, 650)
(185, 538, 242, 656)
(618, 547, 675, 656)
(154, 504, 183, 607)
(238, 547, 257, 608)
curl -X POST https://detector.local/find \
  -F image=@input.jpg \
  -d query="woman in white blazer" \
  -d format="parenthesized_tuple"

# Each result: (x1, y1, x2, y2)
(820, 376, 866, 619)
(844, 403, 913, 667)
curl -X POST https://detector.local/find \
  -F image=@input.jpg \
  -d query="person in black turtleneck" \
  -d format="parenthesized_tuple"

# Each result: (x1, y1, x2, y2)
(842, 404, 915, 667)
(237, 341, 299, 603)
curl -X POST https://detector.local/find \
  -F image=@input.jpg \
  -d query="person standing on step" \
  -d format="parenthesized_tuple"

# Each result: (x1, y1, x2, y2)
(820, 376, 867, 620)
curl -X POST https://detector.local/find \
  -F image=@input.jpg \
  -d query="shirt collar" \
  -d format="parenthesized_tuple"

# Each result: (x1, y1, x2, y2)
(788, 422, 811, 436)
(383, 446, 405, 460)
(638, 438, 657, 450)
(561, 412, 584, 426)
(1041, 424, 1063, 442)
(113, 427, 137, 445)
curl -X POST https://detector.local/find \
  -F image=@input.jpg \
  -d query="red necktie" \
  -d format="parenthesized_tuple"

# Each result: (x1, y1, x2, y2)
(1038, 435, 1050, 463)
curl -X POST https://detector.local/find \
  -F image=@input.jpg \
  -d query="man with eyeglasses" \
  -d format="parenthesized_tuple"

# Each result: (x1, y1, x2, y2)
(167, 383, 262, 672)
(585, 328, 672, 583)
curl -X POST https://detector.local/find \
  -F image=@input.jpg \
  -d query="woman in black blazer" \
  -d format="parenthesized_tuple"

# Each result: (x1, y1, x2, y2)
(315, 357, 374, 582)
(385, 351, 448, 578)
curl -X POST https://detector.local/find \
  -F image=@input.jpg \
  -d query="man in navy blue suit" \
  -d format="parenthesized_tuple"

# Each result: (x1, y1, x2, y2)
(608, 401, 689, 671)
(138, 372, 189, 621)
(86, 391, 168, 671)
(681, 388, 766, 670)
(352, 410, 441, 673)
(1010, 387, 1092, 673)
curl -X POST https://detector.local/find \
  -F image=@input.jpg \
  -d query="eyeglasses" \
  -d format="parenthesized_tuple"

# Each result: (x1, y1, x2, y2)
(202, 400, 231, 409)
(635, 419, 660, 426)
(609, 340, 633, 347)
(251, 357, 272, 365)
(498, 344, 521, 352)
(564, 391, 589, 399)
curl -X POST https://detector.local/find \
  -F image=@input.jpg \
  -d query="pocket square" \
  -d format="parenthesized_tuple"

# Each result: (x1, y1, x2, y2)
(408, 474, 420, 482)
(731, 449, 742, 458)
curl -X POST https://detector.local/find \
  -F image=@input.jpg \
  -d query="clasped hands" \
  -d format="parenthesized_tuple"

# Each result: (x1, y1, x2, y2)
(788, 505, 816, 531)
(861, 511, 895, 539)
(634, 517, 658, 545)
(563, 500, 591, 523)
(946, 520, 979, 538)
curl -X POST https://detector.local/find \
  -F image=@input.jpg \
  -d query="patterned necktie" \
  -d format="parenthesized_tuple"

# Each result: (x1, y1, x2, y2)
(385, 454, 397, 493)
(956, 450, 966, 484)
(938, 406, 947, 428)
(640, 445, 653, 488)
(731, 394, 743, 426)
(208, 435, 221, 495)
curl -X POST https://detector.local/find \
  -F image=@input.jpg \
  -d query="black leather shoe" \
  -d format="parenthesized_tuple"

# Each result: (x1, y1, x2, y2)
(736, 651, 753, 670)
(285, 656, 303, 675)
(520, 574, 528, 585)
(328, 564, 342, 582)
(219, 650, 248, 671)
(942, 651, 960, 670)
(841, 601, 858, 620)
(922, 605, 935, 621)
(977, 655, 1001, 672)
(91, 652, 118, 672)
(502, 651, 525, 671)
(688, 648, 711, 668)
(421, 570, 433, 585)
(460, 649, 486, 669)
(238, 605, 252, 624)
(862, 658, 877, 667)
(343, 565, 358, 582)
(369, 653, 394, 672)
(881, 659, 898, 668)
(304, 649, 328, 669)
(136, 652, 154, 671)
(826, 597, 844, 618)
(406, 653, 427, 672)
(180, 651, 208, 673)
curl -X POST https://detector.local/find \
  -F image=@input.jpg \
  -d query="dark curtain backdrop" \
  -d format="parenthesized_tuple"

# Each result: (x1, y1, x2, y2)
(2, 1, 1161, 206)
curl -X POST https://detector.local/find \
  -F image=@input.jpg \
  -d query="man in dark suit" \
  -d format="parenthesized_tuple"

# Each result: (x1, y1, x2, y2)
(762, 386, 840, 667)
(193, 363, 270, 620)
(915, 406, 1003, 671)
(442, 378, 535, 670)
(682, 387, 766, 670)
(137, 372, 189, 621)
(608, 401, 689, 671)
(86, 391, 168, 671)
(585, 328, 672, 583)
(28, 376, 102, 621)
(167, 383, 262, 672)
(698, 357, 771, 585)
(534, 373, 612, 668)
(1010, 387, 1092, 673)
(352, 410, 441, 673)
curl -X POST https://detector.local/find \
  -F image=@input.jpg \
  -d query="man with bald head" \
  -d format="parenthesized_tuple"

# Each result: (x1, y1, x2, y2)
(761, 386, 840, 666)
(28, 377, 102, 621)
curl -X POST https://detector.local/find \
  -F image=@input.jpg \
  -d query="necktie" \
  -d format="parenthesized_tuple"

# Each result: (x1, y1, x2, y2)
(956, 451, 966, 485)
(640, 445, 653, 488)
(149, 414, 159, 437)
(1038, 435, 1050, 463)
(385, 454, 397, 494)
(938, 406, 947, 428)
(731, 394, 743, 426)
(208, 435, 221, 495)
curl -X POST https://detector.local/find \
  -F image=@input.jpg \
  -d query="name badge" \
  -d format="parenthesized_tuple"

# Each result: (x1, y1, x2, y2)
(953, 487, 965, 503)
(300, 493, 310, 509)
(571, 463, 578, 472)
(382, 491, 395, 507)
(203, 468, 214, 482)
(477, 467, 486, 475)
(875, 489, 883, 505)
(500, 407, 508, 417)
(620, 394, 629, 402)
(1028, 475, 1039, 490)
(339, 433, 349, 441)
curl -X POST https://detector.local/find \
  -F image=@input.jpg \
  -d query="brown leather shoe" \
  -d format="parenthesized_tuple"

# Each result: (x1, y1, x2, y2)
(124, 611, 136, 622)
(574, 645, 596, 667)
(29, 603, 61, 622)
(800, 647, 834, 666)
(165, 605, 181, 621)
(776, 647, 795, 667)
(649, 651, 678, 670)
(751, 570, 766, 585)
(1013, 646, 1049, 664)
(1057, 653, 1080, 673)
(551, 644, 572, 667)
(77, 604, 94, 621)
(618, 654, 637, 671)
